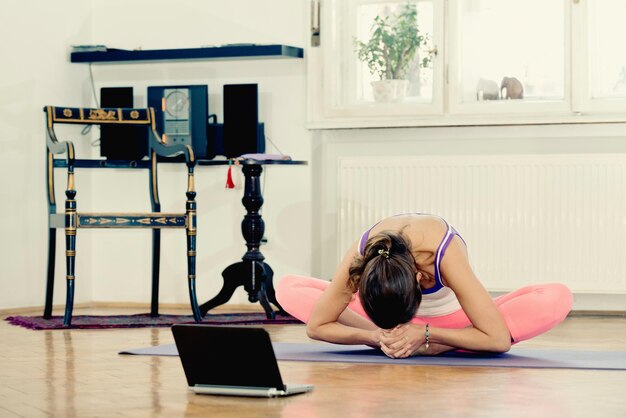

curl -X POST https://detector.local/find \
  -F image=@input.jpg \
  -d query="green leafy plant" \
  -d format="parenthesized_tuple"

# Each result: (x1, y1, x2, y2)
(354, 3, 435, 80)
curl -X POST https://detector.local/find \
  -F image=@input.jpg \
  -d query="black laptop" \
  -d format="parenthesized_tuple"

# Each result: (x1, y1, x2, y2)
(171, 324, 314, 397)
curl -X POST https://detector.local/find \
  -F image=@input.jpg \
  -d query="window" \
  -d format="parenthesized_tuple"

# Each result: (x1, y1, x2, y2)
(314, 0, 444, 121)
(309, 0, 626, 127)
(589, 0, 626, 99)
(455, 0, 565, 103)
(353, 2, 435, 104)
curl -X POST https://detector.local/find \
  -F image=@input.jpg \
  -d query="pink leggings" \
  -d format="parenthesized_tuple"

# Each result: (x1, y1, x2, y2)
(275, 275, 573, 343)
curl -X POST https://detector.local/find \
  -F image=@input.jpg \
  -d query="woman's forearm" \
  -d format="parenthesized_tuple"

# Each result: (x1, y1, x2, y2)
(429, 326, 511, 353)
(307, 322, 379, 346)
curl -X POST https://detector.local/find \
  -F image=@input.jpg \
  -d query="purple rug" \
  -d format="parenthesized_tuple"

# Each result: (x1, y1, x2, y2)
(5, 312, 302, 330)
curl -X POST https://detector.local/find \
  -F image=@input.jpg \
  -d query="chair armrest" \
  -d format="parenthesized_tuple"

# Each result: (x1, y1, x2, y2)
(147, 108, 196, 167)
(44, 106, 76, 164)
(47, 136, 76, 159)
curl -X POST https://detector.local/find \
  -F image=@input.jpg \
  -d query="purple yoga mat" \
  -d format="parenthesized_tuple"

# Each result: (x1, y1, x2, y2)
(119, 342, 626, 370)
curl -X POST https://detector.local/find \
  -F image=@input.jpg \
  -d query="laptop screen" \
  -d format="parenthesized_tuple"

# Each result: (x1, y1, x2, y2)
(172, 325, 286, 390)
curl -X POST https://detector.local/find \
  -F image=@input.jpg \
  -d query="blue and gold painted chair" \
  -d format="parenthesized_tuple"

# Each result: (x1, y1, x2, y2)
(44, 106, 202, 326)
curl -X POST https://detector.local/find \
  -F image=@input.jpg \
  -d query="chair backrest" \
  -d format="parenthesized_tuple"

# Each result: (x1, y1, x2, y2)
(45, 106, 152, 126)
(44, 106, 195, 166)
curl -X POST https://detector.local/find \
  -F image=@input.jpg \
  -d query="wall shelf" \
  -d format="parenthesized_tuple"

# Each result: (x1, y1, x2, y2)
(70, 44, 304, 64)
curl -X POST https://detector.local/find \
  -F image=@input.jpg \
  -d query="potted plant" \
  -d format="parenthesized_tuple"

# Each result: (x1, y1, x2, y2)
(354, 3, 435, 102)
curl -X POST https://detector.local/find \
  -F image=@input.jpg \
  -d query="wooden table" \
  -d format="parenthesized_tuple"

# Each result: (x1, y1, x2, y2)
(196, 158, 307, 319)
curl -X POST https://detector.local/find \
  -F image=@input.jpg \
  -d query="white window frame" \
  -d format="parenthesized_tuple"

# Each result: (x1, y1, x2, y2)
(307, 0, 626, 129)
(574, 0, 626, 115)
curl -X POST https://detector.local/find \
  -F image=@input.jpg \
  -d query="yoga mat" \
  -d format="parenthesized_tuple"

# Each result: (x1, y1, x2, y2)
(119, 342, 626, 370)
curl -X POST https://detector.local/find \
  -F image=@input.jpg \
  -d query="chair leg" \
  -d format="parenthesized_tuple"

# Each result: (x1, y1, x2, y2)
(63, 224, 76, 327)
(185, 180, 201, 321)
(64, 190, 77, 327)
(188, 277, 202, 322)
(44, 228, 56, 319)
(150, 229, 160, 317)
(187, 222, 201, 322)
(64, 278, 75, 327)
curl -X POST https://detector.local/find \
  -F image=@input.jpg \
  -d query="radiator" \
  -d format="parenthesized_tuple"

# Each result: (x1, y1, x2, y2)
(338, 154, 626, 294)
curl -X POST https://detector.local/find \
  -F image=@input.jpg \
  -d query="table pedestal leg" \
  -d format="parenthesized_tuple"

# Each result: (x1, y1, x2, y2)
(199, 164, 286, 319)
(199, 260, 285, 319)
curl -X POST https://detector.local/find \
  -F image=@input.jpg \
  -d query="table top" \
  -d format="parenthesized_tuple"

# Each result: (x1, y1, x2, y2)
(196, 158, 307, 166)
(53, 158, 307, 169)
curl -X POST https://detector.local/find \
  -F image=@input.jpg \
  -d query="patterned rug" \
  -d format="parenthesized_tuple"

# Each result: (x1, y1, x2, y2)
(5, 312, 302, 330)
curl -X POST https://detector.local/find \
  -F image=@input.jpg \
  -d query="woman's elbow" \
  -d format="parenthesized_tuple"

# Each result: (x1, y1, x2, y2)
(491, 334, 512, 353)
(306, 323, 323, 341)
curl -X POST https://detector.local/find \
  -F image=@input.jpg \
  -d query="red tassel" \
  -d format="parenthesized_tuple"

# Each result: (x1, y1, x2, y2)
(225, 165, 235, 189)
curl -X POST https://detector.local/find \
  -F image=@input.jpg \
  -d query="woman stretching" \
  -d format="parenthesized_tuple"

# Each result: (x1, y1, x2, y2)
(276, 214, 572, 358)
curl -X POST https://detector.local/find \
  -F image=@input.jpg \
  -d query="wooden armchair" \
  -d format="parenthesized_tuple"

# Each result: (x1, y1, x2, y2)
(44, 106, 202, 326)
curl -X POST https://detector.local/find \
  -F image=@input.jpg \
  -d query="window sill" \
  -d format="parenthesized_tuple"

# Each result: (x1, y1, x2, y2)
(305, 111, 626, 130)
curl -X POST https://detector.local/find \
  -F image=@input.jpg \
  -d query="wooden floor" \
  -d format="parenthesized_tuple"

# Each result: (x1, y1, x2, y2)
(1, 305, 626, 418)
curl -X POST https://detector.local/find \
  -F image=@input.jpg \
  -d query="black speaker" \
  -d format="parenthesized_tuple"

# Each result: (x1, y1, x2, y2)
(223, 84, 265, 158)
(99, 87, 149, 160)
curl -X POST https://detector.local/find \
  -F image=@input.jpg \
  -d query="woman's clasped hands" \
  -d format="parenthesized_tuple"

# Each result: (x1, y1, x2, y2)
(379, 323, 428, 359)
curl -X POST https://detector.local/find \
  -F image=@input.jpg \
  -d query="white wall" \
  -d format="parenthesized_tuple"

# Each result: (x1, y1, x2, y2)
(0, 0, 312, 311)
(87, 0, 311, 308)
(0, 1, 96, 310)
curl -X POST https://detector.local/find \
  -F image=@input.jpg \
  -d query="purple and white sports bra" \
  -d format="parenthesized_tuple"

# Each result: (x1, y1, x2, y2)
(358, 214, 464, 317)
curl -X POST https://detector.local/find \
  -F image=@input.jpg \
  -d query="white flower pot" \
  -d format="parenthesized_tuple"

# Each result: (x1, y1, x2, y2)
(371, 79, 410, 102)
(371, 80, 397, 102)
